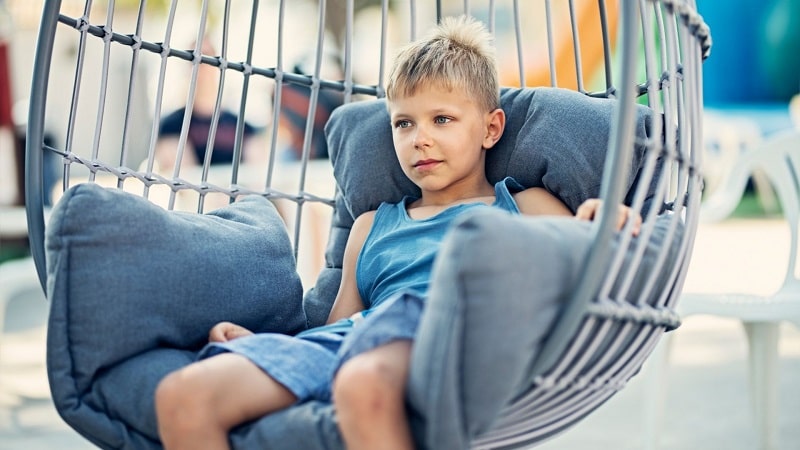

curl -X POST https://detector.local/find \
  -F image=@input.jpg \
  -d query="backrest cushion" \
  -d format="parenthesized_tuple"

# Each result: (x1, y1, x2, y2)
(325, 87, 658, 217)
(302, 87, 660, 327)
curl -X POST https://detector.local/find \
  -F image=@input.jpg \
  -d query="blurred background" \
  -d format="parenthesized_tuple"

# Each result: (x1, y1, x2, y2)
(3, 0, 799, 221)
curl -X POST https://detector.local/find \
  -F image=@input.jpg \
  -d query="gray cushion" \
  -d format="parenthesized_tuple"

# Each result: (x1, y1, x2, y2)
(325, 87, 658, 218)
(407, 209, 589, 449)
(308, 86, 660, 328)
(407, 208, 683, 448)
(45, 183, 305, 449)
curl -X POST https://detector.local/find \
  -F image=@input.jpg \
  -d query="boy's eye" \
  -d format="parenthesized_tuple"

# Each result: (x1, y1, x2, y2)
(394, 119, 412, 129)
(434, 116, 451, 124)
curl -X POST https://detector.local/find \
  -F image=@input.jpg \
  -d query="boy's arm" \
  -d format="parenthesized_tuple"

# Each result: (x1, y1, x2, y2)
(514, 187, 572, 217)
(326, 210, 376, 324)
(514, 188, 641, 235)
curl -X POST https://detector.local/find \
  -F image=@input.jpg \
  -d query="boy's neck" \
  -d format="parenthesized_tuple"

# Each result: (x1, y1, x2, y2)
(414, 178, 495, 208)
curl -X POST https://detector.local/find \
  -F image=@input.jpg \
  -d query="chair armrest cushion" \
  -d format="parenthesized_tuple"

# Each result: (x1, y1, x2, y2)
(408, 209, 683, 447)
(406, 209, 588, 447)
(45, 183, 306, 448)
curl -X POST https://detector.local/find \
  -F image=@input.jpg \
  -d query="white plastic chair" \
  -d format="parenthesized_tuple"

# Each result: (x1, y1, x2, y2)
(645, 128, 800, 450)
(0, 256, 49, 427)
(0, 257, 44, 338)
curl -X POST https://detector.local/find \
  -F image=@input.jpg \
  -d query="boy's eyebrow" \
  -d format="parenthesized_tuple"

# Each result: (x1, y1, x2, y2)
(429, 106, 458, 115)
(388, 111, 409, 121)
(389, 105, 463, 123)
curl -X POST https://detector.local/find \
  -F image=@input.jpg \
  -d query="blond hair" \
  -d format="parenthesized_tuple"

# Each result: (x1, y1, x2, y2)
(386, 15, 499, 112)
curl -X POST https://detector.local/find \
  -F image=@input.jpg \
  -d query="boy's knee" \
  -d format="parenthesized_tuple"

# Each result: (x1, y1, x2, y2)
(155, 368, 209, 429)
(334, 354, 404, 411)
(155, 371, 185, 418)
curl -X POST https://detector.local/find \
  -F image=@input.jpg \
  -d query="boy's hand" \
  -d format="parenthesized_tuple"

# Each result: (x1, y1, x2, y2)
(575, 198, 642, 236)
(209, 321, 254, 343)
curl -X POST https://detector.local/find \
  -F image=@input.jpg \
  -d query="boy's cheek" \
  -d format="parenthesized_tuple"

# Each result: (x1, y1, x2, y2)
(392, 135, 412, 153)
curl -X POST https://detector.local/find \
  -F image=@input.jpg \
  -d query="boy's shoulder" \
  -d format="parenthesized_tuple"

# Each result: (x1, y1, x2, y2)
(353, 209, 378, 230)
(513, 187, 572, 217)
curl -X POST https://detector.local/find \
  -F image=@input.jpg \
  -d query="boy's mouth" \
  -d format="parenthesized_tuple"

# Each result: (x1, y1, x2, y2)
(414, 159, 441, 170)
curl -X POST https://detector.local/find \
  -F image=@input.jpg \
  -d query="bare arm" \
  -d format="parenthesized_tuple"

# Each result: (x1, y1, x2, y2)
(514, 187, 641, 235)
(513, 187, 573, 217)
(326, 211, 376, 324)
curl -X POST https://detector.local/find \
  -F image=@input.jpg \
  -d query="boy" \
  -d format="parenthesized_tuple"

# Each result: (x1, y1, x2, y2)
(154, 15, 638, 450)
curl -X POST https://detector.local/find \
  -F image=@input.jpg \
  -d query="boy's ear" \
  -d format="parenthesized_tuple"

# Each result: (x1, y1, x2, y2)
(483, 108, 506, 149)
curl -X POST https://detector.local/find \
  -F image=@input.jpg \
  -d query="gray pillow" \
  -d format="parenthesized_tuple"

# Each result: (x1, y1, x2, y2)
(307, 87, 660, 328)
(407, 210, 590, 449)
(45, 183, 306, 449)
(407, 209, 682, 448)
(325, 87, 658, 218)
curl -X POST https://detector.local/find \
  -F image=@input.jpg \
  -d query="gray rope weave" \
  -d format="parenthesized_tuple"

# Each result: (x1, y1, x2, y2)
(25, 2, 711, 449)
(587, 299, 682, 330)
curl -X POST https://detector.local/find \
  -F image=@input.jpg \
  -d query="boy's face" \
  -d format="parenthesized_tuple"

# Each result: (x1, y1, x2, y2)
(387, 83, 504, 195)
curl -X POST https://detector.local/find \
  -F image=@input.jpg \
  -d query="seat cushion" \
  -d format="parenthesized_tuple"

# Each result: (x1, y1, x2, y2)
(45, 183, 305, 448)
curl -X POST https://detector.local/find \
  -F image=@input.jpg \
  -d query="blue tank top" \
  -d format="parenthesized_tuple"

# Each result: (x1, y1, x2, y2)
(356, 177, 523, 309)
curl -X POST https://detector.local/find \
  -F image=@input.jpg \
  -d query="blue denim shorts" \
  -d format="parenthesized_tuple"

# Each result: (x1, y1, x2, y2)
(197, 291, 424, 403)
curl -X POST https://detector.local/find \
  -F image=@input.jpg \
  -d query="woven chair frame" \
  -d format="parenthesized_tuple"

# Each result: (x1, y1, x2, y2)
(25, 0, 711, 448)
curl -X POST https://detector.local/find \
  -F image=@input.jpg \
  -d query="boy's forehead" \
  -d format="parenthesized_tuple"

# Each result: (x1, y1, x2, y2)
(388, 82, 477, 110)
(403, 78, 465, 97)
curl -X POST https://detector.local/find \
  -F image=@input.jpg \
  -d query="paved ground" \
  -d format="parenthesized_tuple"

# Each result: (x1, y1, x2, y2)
(1, 218, 799, 450)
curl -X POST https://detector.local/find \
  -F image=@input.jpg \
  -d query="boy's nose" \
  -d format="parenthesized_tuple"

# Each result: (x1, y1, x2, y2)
(413, 127, 431, 148)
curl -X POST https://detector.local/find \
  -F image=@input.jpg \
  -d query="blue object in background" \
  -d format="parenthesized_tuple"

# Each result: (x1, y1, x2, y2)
(698, 0, 800, 105)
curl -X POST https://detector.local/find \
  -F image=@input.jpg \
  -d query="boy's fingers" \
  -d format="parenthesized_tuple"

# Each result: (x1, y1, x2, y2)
(617, 208, 628, 231)
(618, 206, 643, 236)
(575, 201, 642, 237)
(227, 327, 254, 341)
(209, 327, 227, 343)
(208, 321, 235, 342)
(575, 199, 599, 221)
(632, 213, 642, 236)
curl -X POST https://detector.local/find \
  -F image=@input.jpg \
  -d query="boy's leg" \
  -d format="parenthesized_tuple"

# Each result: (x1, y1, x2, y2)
(155, 353, 297, 450)
(333, 340, 414, 450)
